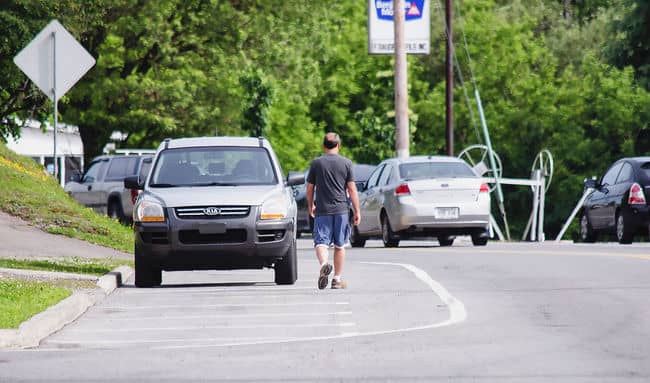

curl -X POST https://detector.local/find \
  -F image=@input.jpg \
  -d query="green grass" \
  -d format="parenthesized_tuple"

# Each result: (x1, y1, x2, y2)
(0, 278, 72, 329)
(0, 143, 133, 253)
(0, 257, 134, 276)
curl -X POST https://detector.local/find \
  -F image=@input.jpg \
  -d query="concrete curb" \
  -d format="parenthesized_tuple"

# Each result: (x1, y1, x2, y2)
(0, 266, 133, 349)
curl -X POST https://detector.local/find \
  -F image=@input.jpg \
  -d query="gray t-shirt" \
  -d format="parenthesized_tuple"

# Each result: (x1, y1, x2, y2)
(307, 154, 354, 216)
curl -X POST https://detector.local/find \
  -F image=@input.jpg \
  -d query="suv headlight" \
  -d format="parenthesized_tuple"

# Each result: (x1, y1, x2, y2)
(134, 200, 165, 222)
(260, 194, 289, 220)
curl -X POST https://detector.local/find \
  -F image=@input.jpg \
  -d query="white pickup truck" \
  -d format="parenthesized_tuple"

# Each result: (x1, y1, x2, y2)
(64, 154, 152, 223)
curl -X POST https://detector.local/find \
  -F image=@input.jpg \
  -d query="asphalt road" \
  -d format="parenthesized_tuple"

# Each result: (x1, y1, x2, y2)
(1, 238, 649, 382)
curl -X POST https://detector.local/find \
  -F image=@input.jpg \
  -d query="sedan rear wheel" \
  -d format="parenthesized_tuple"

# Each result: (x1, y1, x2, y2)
(471, 230, 488, 246)
(381, 216, 400, 248)
(438, 236, 454, 247)
(616, 213, 633, 244)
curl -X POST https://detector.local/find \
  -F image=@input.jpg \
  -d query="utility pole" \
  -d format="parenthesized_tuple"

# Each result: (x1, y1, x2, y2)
(445, 0, 454, 156)
(394, 0, 409, 159)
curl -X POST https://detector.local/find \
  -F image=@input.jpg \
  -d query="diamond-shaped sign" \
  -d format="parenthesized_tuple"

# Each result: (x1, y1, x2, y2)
(13, 19, 96, 101)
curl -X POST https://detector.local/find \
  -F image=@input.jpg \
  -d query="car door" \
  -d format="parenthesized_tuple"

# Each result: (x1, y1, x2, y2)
(69, 159, 108, 209)
(358, 164, 386, 235)
(589, 162, 622, 229)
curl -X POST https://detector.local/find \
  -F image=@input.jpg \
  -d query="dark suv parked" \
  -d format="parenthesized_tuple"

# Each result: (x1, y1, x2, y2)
(580, 157, 650, 244)
(65, 154, 152, 223)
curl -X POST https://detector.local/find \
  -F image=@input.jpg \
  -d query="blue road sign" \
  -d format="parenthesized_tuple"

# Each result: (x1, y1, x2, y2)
(374, 0, 425, 21)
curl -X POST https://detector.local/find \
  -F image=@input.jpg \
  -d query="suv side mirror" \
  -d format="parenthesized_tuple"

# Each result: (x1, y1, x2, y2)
(124, 175, 144, 190)
(286, 171, 305, 187)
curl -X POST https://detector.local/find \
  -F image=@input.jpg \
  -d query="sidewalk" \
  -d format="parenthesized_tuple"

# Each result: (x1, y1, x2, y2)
(0, 211, 133, 348)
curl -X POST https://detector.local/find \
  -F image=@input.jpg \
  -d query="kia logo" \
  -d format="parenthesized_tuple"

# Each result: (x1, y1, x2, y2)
(204, 207, 221, 216)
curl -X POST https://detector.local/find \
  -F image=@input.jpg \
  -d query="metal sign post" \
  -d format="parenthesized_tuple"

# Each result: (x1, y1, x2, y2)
(52, 31, 58, 179)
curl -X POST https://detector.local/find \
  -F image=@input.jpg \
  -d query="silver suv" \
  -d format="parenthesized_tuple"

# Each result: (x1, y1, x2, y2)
(124, 136, 304, 287)
(65, 154, 152, 223)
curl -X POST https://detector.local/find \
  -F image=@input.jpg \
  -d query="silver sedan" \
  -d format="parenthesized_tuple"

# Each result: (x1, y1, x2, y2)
(352, 155, 491, 247)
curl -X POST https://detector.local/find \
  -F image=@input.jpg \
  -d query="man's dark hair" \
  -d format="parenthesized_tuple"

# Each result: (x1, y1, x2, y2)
(323, 133, 340, 149)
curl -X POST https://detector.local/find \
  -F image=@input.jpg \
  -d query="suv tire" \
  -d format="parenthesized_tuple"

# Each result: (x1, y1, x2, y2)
(274, 239, 297, 285)
(135, 245, 161, 287)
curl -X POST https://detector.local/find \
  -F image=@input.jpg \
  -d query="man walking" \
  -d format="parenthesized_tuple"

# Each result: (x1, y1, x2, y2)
(306, 132, 361, 289)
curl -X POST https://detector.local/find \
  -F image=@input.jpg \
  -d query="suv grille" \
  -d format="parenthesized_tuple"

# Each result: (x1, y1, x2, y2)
(175, 206, 250, 219)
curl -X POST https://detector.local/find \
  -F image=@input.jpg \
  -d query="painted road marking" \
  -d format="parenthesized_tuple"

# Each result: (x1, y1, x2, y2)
(90, 311, 353, 321)
(151, 262, 466, 350)
(65, 322, 358, 333)
(100, 302, 349, 310)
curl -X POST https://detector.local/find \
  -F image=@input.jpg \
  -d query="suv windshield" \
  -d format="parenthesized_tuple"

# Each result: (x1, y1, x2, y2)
(150, 146, 277, 187)
(399, 162, 477, 179)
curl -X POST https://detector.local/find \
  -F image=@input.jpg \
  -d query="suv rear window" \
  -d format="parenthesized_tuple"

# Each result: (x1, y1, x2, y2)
(399, 162, 477, 179)
(150, 147, 277, 187)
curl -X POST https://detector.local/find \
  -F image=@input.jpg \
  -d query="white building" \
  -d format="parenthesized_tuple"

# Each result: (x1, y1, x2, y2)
(5, 120, 84, 186)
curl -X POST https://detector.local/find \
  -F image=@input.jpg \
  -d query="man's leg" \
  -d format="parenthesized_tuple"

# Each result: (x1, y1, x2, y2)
(331, 213, 349, 289)
(315, 245, 329, 266)
(313, 216, 333, 289)
(333, 246, 345, 277)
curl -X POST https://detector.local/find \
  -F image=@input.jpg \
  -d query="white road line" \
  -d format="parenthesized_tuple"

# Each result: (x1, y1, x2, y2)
(153, 262, 467, 350)
(100, 302, 349, 310)
(122, 286, 322, 294)
(364, 262, 467, 327)
(87, 311, 353, 321)
(66, 322, 357, 333)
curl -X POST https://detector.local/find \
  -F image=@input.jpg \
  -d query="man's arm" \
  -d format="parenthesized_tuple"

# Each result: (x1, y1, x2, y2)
(347, 181, 361, 225)
(306, 182, 316, 218)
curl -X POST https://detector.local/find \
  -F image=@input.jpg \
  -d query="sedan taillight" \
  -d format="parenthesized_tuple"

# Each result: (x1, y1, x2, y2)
(394, 183, 411, 196)
(628, 183, 646, 205)
(479, 183, 489, 193)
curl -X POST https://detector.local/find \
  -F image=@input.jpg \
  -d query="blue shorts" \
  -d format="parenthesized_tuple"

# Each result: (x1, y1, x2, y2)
(313, 214, 350, 249)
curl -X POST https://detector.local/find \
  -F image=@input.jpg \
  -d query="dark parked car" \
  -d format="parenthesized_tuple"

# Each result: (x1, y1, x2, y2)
(580, 157, 650, 244)
(294, 164, 376, 237)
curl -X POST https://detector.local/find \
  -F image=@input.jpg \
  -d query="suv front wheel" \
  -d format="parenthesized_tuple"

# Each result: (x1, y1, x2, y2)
(274, 238, 297, 285)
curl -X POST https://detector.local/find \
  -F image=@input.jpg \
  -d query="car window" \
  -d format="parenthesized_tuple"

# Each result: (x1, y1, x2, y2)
(139, 158, 152, 183)
(616, 162, 634, 184)
(150, 146, 277, 186)
(601, 163, 622, 186)
(365, 164, 385, 189)
(399, 161, 477, 179)
(82, 160, 107, 183)
(105, 157, 139, 181)
(378, 165, 393, 186)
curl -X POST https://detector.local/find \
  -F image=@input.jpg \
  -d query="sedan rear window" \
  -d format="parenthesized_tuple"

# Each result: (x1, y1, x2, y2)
(399, 162, 477, 179)
(150, 147, 277, 187)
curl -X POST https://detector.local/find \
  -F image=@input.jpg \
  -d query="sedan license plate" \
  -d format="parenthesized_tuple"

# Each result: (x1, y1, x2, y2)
(434, 207, 459, 219)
